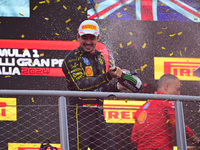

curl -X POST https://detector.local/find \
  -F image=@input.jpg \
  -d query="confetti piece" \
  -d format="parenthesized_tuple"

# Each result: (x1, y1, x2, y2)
(119, 43, 123, 48)
(157, 31, 163, 35)
(95, 4, 100, 9)
(161, 3, 165, 6)
(65, 18, 71, 23)
(21, 34, 25, 38)
(169, 33, 175, 37)
(22, 48, 28, 52)
(81, 11, 85, 14)
(5, 76, 11, 78)
(73, 40, 76, 42)
(63, 5, 67, 10)
(178, 32, 182, 35)
(130, 44, 136, 47)
(184, 47, 187, 51)
(31, 97, 34, 102)
(144, 83, 147, 87)
(44, 18, 49, 20)
(39, 1, 46, 4)
(162, 27, 167, 29)
(140, 64, 147, 71)
(55, 0, 60, 2)
(55, 33, 59, 36)
(142, 43, 146, 48)
(194, 18, 198, 21)
(19, 13, 24, 16)
(34, 129, 39, 132)
(166, 9, 169, 12)
(31, 62, 34, 65)
(166, 119, 169, 123)
(162, 47, 166, 50)
(101, 28, 107, 31)
(0, 21, 1, 23)
(33, 6, 38, 10)
(136, 68, 140, 71)
(127, 41, 132, 46)
(129, 32, 133, 35)
(103, 14, 106, 18)
(169, 52, 173, 56)
(180, 51, 182, 56)
(114, 51, 118, 55)
(124, 8, 127, 11)
(125, 99, 128, 103)
(40, 53, 44, 57)
(77, 5, 81, 10)
(66, 27, 70, 31)
(46, 0, 50, 4)
(84, 7, 87, 11)
(117, 12, 123, 18)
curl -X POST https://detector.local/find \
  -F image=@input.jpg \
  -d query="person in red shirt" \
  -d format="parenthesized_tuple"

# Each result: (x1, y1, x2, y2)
(131, 74, 200, 150)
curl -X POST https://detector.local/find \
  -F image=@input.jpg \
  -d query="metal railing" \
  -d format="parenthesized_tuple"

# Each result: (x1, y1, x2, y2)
(1, 90, 200, 150)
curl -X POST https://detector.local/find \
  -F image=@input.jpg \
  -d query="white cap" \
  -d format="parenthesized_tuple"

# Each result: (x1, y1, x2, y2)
(78, 20, 100, 36)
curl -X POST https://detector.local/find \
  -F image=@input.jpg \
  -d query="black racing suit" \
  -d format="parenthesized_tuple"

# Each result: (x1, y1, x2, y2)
(62, 47, 119, 150)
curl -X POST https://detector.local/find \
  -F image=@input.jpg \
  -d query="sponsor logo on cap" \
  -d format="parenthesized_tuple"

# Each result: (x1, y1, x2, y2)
(81, 24, 97, 31)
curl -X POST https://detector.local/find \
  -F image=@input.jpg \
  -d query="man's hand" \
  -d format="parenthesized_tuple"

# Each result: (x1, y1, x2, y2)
(109, 67, 122, 78)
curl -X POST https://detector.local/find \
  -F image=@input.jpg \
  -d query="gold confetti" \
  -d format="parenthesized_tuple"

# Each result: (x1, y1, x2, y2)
(40, 53, 44, 57)
(169, 52, 173, 56)
(77, 5, 81, 10)
(33, 6, 38, 10)
(178, 32, 182, 35)
(21, 34, 25, 38)
(63, 5, 67, 10)
(19, 13, 24, 16)
(34, 129, 39, 132)
(124, 8, 127, 11)
(161, 3, 165, 6)
(127, 41, 132, 46)
(31, 97, 34, 102)
(101, 28, 107, 31)
(136, 68, 140, 71)
(46, 0, 50, 4)
(22, 48, 28, 52)
(162, 47, 166, 50)
(162, 27, 167, 29)
(44, 18, 49, 20)
(0, 21, 1, 23)
(95, 4, 100, 9)
(141, 64, 147, 71)
(103, 14, 106, 18)
(84, 7, 87, 11)
(166, 9, 169, 12)
(65, 18, 71, 23)
(55, 33, 59, 36)
(166, 119, 169, 123)
(157, 31, 163, 35)
(31, 62, 34, 65)
(5, 76, 11, 78)
(73, 39, 76, 42)
(117, 12, 123, 18)
(125, 99, 128, 103)
(114, 51, 118, 55)
(66, 27, 70, 31)
(169, 33, 175, 37)
(120, 43, 123, 48)
(39, 1, 46, 4)
(194, 18, 198, 21)
(55, 0, 60, 2)
(142, 43, 146, 48)
(184, 47, 187, 51)
(129, 32, 133, 35)
(180, 51, 182, 56)
(81, 11, 85, 14)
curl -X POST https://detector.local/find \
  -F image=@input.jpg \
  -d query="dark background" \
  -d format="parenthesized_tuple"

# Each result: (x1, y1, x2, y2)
(0, 0, 200, 149)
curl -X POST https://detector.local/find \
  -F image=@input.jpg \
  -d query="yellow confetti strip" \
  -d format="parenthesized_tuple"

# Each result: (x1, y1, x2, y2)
(73, 40, 76, 42)
(66, 27, 70, 31)
(104, 14, 106, 18)
(114, 51, 118, 55)
(95, 4, 100, 9)
(197, 10, 200, 13)
(166, 9, 169, 12)
(55, 0, 60, 2)
(19, 13, 24, 16)
(34, 129, 39, 132)
(169, 52, 173, 56)
(5, 76, 11, 78)
(39, 1, 46, 4)
(142, 43, 146, 48)
(21, 34, 25, 38)
(169, 33, 175, 37)
(46, 0, 50, 4)
(161, 3, 165, 6)
(117, 12, 123, 18)
(33, 6, 38, 10)
(31, 97, 34, 102)
(81, 11, 85, 14)
(194, 18, 198, 21)
(0, 21, 1, 23)
(180, 51, 182, 56)
(63, 5, 67, 10)
(162, 27, 167, 29)
(161, 47, 166, 50)
(166, 119, 169, 123)
(184, 47, 187, 51)
(157, 31, 163, 35)
(44, 18, 49, 20)
(22, 48, 28, 52)
(65, 18, 71, 23)
(124, 8, 127, 11)
(77, 5, 81, 10)
(40, 53, 44, 57)
(127, 41, 132, 46)
(140, 64, 147, 71)
(84, 7, 87, 11)
(178, 32, 182, 35)
(125, 99, 128, 103)
(101, 28, 107, 31)
(120, 43, 123, 48)
(136, 68, 140, 71)
(55, 33, 59, 36)
(129, 32, 133, 35)
(31, 62, 34, 65)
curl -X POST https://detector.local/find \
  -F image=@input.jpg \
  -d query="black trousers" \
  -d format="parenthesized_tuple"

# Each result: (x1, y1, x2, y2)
(67, 105, 115, 150)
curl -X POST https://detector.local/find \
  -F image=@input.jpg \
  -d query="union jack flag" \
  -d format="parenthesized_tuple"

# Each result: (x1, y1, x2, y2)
(87, 0, 200, 22)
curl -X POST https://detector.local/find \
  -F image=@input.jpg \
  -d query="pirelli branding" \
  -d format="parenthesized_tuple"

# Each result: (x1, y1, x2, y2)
(81, 24, 97, 31)
(154, 57, 200, 81)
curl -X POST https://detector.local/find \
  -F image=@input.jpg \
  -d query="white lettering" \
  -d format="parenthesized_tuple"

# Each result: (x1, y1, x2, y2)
(32, 50, 40, 58)
(51, 59, 64, 67)
(0, 58, 15, 66)
(0, 67, 20, 75)
(17, 58, 32, 66)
